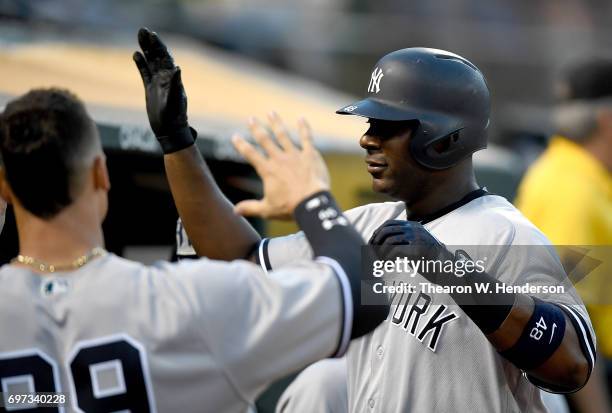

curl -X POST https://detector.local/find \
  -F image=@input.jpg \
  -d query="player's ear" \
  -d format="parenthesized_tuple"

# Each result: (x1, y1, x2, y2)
(92, 155, 111, 192)
(0, 167, 14, 204)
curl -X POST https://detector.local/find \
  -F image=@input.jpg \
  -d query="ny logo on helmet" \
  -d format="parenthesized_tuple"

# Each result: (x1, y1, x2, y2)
(368, 67, 384, 93)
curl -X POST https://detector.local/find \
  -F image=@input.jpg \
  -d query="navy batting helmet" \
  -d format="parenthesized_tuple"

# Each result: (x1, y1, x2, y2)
(337, 48, 490, 170)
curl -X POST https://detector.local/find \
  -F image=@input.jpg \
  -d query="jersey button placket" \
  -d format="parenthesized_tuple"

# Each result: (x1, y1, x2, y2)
(367, 342, 383, 412)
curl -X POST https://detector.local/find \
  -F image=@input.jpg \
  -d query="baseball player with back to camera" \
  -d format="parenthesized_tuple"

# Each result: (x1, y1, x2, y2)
(0, 87, 396, 412)
(136, 30, 596, 411)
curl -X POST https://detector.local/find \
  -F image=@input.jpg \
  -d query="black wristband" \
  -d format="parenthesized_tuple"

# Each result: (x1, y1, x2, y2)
(500, 297, 566, 370)
(460, 301, 514, 335)
(294, 191, 389, 339)
(294, 191, 352, 260)
(158, 126, 197, 154)
(441, 266, 515, 335)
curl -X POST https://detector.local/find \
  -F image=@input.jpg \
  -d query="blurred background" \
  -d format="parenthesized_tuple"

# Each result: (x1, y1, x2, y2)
(4, 0, 612, 258)
(0, 1, 611, 412)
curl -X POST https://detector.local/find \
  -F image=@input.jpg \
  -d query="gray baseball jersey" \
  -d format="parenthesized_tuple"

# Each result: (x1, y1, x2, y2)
(276, 357, 348, 413)
(0, 253, 353, 413)
(258, 193, 596, 413)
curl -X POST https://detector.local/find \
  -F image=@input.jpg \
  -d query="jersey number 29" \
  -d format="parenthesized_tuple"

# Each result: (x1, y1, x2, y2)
(0, 334, 154, 413)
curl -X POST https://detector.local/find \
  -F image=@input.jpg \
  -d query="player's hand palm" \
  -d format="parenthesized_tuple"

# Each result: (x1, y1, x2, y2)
(133, 27, 189, 137)
(232, 113, 330, 220)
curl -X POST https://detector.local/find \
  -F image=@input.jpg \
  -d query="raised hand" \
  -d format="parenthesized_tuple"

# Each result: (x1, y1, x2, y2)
(133, 27, 195, 154)
(232, 113, 330, 220)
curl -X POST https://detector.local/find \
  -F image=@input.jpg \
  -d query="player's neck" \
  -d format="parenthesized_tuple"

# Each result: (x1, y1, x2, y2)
(14, 197, 105, 267)
(405, 165, 479, 218)
(408, 181, 479, 219)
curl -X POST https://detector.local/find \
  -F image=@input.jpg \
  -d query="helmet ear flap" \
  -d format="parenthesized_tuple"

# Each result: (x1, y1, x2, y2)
(416, 129, 466, 169)
(422, 131, 466, 167)
(429, 131, 461, 155)
(409, 113, 469, 170)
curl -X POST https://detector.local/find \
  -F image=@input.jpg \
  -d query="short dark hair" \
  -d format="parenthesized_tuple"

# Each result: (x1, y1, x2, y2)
(557, 57, 612, 101)
(0, 88, 99, 218)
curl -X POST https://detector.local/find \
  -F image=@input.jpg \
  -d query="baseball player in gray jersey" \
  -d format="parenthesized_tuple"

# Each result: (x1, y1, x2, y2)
(138, 28, 596, 412)
(0, 86, 394, 412)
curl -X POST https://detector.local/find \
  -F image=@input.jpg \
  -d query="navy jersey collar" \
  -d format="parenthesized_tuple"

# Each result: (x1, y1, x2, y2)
(407, 188, 489, 225)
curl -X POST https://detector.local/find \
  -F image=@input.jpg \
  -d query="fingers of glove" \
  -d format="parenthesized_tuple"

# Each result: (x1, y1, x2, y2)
(410, 226, 438, 245)
(232, 134, 267, 173)
(267, 112, 295, 152)
(370, 225, 411, 245)
(383, 234, 412, 246)
(168, 67, 186, 106)
(378, 244, 399, 261)
(248, 118, 281, 158)
(369, 228, 386, 244)
(370, 220, 410, 239)
(381, 219, 413, 228)
(137, 27, 150, 51)
(297, 118, 315, 152)
(234, 199, 266, 217)
(137, 28, 157, 61)
(133, 51, 152, 84)
(374, 236, 409, 262)
(138, 27, 175, 72)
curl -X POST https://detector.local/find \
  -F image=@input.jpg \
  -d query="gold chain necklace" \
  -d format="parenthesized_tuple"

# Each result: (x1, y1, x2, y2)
(11, 247, 107, 273)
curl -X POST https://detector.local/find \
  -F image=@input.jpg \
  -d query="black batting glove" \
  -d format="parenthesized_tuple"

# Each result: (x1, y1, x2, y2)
(369, 219, 447, 257)
(370, 220, 454, 281)
(133, 27, 196, 154)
